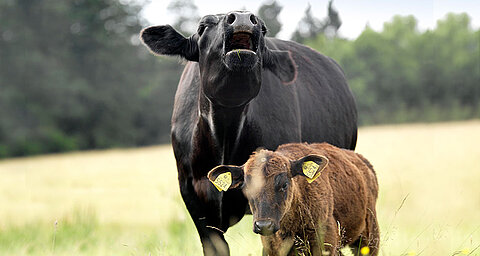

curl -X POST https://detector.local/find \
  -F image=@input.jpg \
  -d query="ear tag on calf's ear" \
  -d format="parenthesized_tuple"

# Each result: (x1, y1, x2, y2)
(302, 160, 325, 183)
(211, 172, 232, 192)
(302, 161, 319, 179)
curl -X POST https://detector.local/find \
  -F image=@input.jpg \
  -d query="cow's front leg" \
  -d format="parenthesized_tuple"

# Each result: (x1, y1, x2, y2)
(315, 218, 340, 256)
(179, 175, 230, 256)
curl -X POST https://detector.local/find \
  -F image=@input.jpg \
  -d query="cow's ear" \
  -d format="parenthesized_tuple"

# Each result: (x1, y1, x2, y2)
(207, 165, 244, 191)
(263, 49, 297, 85)
(140, 25, 199, 62)
(289, 154, 328, 183)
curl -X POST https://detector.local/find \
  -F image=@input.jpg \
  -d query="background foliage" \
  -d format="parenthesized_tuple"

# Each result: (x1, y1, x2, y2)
(0, 0, 181, 158)
(308, 14, 480, 125)
(0, 0, 478, 158)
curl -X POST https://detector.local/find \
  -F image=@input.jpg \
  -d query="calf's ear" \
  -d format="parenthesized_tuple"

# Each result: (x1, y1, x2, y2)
(207, 165, 244, 192)
(290, 154, 329, 183)
(140, 25, 199, 61)
(263, 49, 297, 85)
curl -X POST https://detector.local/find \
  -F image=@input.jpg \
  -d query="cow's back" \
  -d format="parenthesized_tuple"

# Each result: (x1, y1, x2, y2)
(251, 38, 357, 150)
(172, 39, 357, 165)
(277, 143, 377, 240)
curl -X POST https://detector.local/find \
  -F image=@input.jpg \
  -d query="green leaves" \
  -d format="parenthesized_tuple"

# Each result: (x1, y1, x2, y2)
(0, 0, 182, 158)
(307, 13, 480, 125)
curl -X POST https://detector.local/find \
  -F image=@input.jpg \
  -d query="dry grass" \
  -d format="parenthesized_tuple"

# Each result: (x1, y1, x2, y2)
(1, 120, 479, 255)
(0, 145, 183, 227)
(356, 120, 480, 255)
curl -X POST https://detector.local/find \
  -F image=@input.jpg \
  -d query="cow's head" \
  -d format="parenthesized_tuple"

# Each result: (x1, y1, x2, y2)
(140, 11, 296, 107)
(207, 149, 328, 236)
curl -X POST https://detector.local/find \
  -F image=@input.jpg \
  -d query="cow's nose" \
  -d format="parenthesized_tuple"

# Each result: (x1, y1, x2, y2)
(226, 11, 257, 32)
(253, 220, 275, 235)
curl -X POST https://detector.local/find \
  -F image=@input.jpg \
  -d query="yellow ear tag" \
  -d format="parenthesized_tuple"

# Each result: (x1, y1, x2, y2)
(302, 161, 319, 178)
(302, 161, 322, 183)
(211, 172, 232, 192)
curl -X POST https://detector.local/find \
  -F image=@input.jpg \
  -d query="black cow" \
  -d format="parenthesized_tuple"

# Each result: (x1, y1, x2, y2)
(141, 11, 357, 256)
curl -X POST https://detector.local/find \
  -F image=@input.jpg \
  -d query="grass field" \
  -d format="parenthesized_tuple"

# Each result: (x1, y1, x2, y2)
(1, 120, 480, 255)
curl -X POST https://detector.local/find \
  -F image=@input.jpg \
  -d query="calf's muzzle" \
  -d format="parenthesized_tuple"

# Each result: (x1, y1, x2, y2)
(253, 219, 278, 236)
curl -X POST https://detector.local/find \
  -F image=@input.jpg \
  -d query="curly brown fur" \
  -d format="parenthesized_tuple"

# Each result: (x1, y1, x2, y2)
(253, 143, 379, 256)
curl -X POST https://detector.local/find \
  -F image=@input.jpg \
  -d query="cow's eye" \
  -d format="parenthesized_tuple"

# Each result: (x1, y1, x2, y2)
(279, 183, 288, 192)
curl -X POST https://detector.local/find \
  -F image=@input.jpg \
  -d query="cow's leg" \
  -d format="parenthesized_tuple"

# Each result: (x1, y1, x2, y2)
(349, 209, 380, 256)
(312, 218, 340, 256)
(179, 176, 230, 256)
(199, 228, 229, 256)
(363, 208, 380, 256)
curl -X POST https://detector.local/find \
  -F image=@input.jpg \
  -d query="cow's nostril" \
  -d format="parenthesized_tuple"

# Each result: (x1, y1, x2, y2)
(227, 13, 236, 25)
(254, 222, 261, 233)
(254, 220, 274, 234)
(250, 14, 257, 25)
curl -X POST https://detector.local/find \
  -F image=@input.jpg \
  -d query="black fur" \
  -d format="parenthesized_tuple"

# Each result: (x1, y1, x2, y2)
(263, 49, 296, 84)
(140, 11, 357, 256)
(141, 25, 199, 61)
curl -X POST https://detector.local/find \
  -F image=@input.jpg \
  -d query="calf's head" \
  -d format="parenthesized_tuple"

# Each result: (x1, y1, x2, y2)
(140, 11, 296, 107)
(208, 150, 328, 236)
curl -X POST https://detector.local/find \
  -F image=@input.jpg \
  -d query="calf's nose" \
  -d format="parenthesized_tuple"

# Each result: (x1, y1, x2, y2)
(253, 220, 275, 235)
(226, 11, 257, 32)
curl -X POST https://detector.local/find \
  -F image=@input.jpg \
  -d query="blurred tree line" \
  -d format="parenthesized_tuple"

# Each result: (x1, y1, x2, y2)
(307, 13, 480, 124)
(291, 0, 342, 42)
(0, 0, 182, 158)
(0, 0, 478, 158)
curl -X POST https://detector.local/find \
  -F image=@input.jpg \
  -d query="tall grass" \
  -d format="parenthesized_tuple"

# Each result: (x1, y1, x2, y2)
(0, 121, 479, 255)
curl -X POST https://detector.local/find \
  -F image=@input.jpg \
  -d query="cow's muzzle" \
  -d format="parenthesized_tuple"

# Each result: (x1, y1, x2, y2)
(253, 219, 279, 236)
(223, 11, 260, 71)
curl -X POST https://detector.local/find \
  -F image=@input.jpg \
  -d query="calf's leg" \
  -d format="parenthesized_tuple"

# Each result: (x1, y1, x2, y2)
(315, 218, 340, 256)
(297, 218, 340, 256)
(349, 209, 380, 256)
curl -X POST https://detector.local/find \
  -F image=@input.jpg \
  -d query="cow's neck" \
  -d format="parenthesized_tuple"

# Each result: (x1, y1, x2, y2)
(199, 96, 248, 164)
(280, 184, 314, 234)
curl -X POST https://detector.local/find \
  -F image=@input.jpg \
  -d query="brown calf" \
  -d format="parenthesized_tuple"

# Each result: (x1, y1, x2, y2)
(208, 142, 379, 256)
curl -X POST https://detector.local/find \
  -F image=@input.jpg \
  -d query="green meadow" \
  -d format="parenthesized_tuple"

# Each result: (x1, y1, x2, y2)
(1, 121, 479, 255)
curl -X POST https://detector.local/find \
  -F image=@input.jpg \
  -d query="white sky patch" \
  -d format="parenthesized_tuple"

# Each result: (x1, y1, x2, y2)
(141, 0, 480, 40)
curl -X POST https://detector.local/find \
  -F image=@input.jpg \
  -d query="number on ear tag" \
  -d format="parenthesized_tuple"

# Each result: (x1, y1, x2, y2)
(302, 161, 319, 179)
(211, 172, 232, 191)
